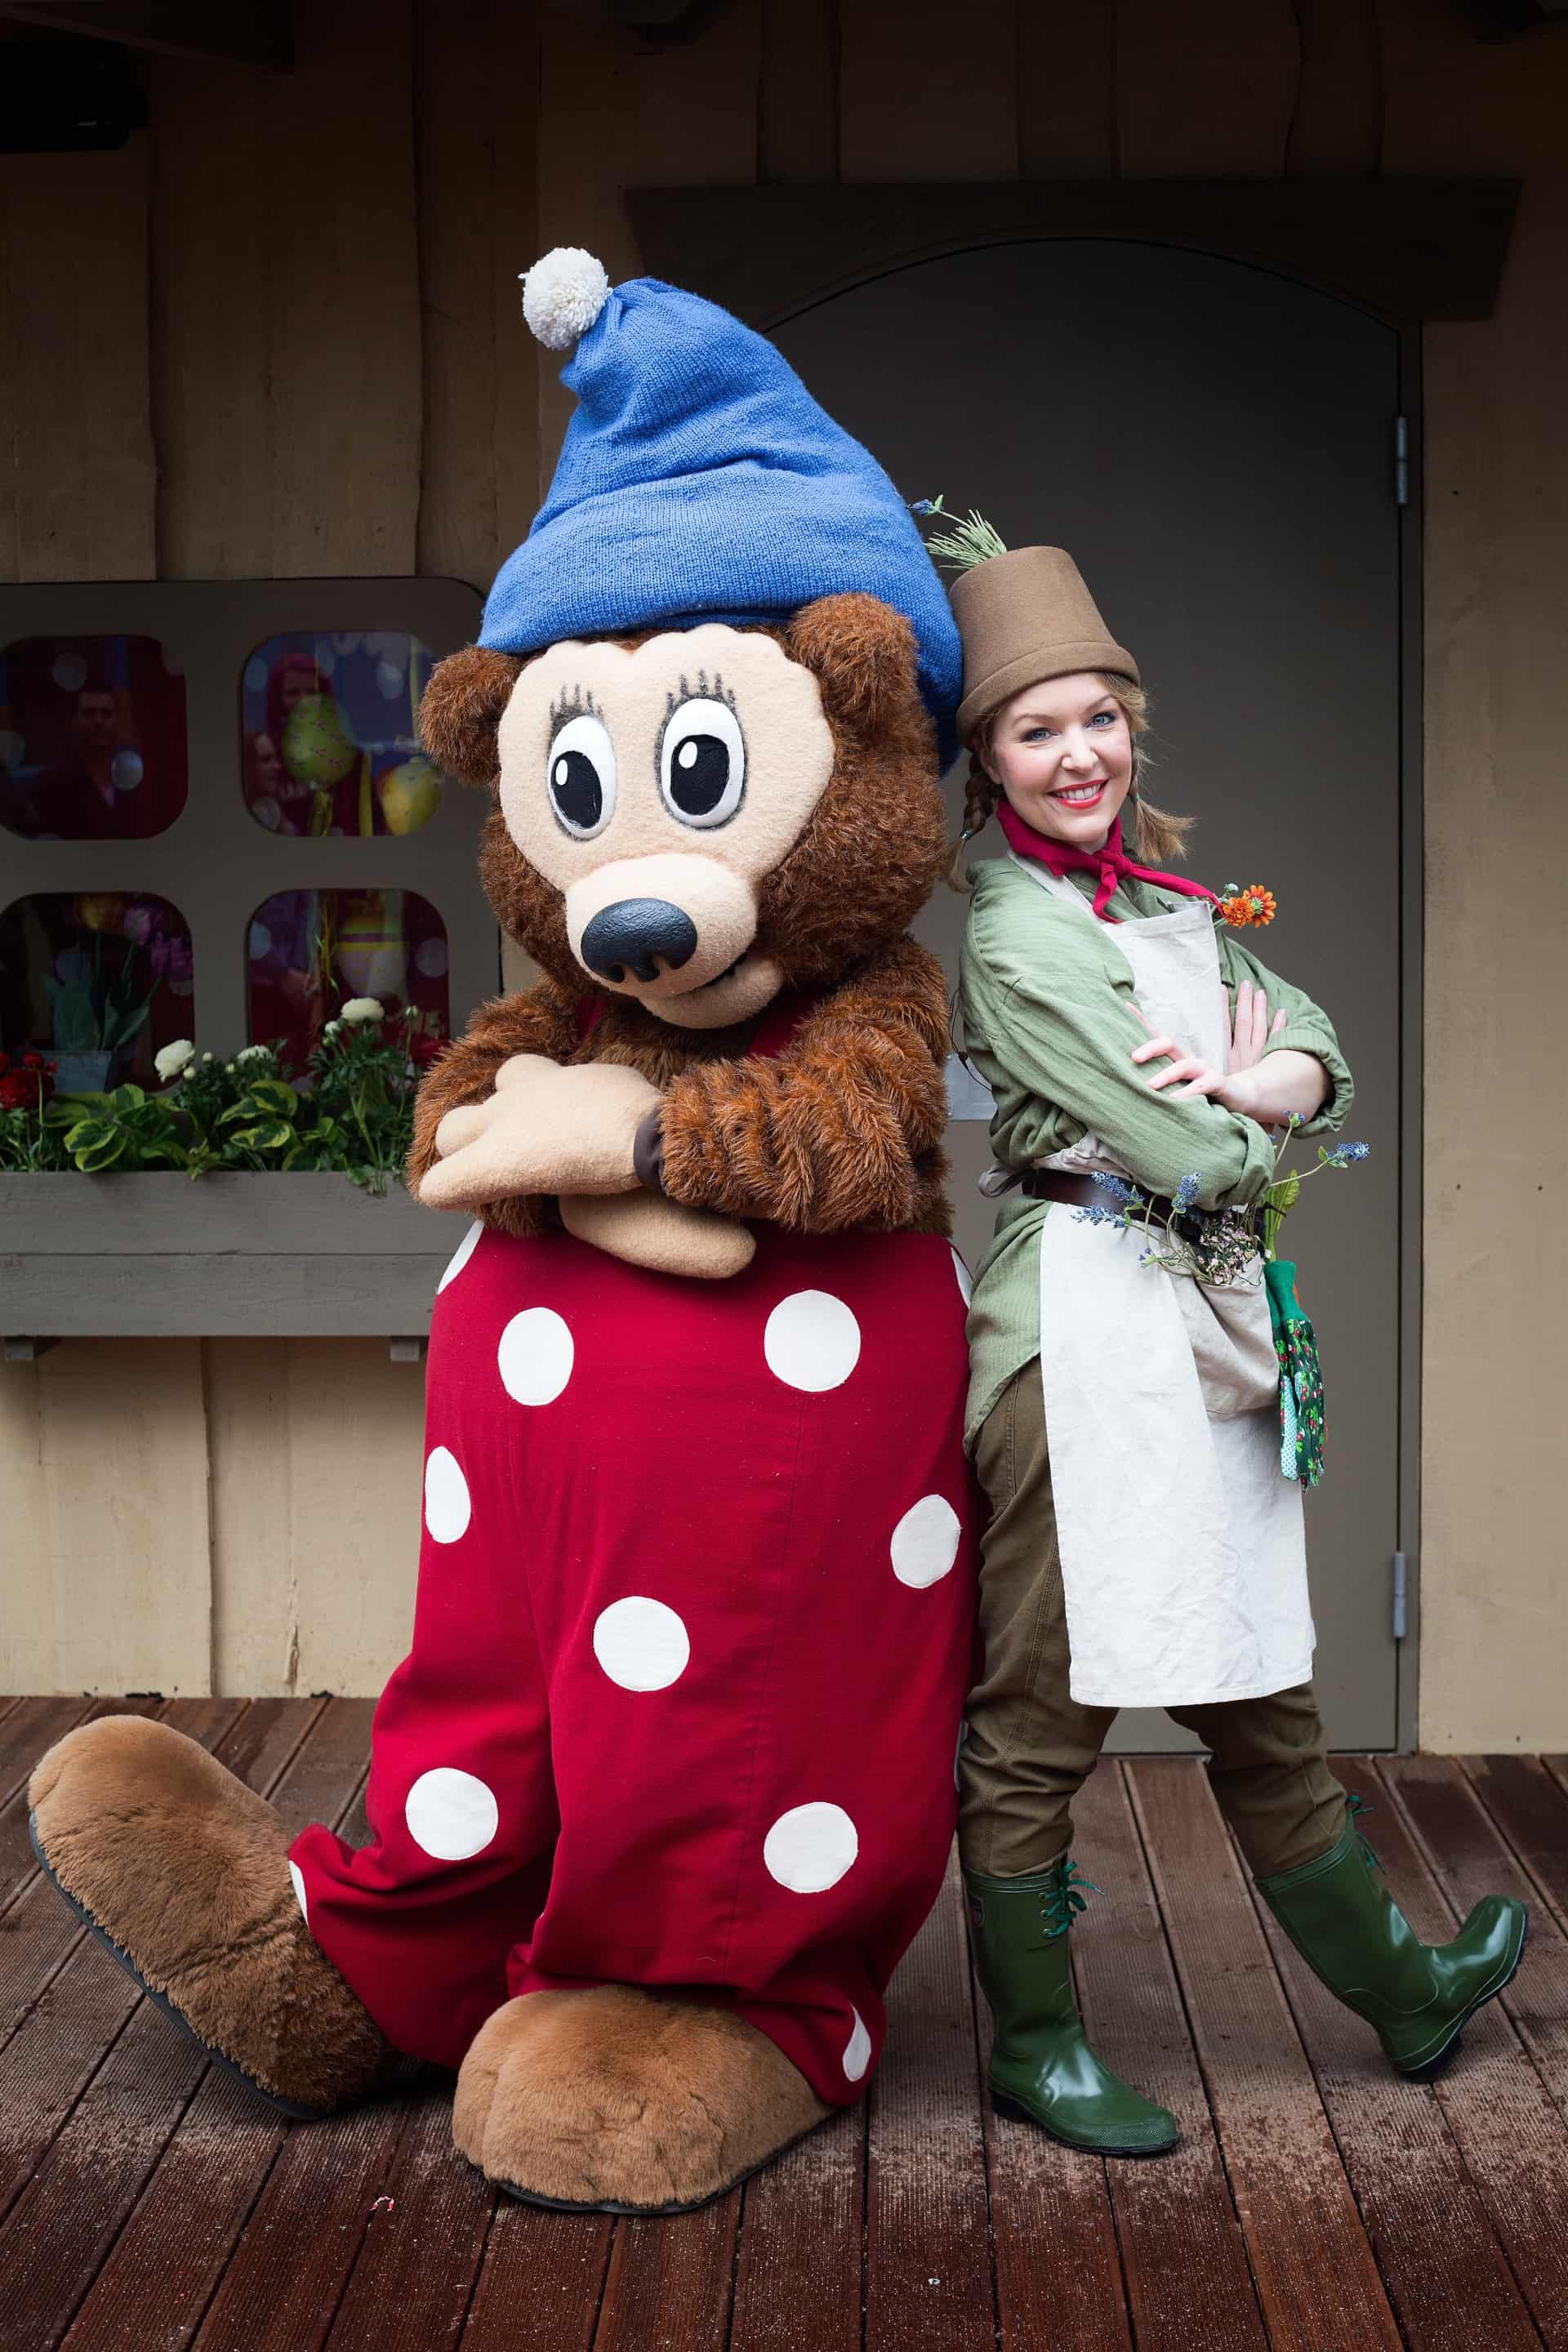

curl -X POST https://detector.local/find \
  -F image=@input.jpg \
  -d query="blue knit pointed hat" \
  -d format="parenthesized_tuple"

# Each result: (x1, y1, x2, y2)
(479, 248, 961, 730)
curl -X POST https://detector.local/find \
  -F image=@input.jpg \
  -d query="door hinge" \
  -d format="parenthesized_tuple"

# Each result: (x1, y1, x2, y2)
(1392, 1551, 1409, 1641)
(1393, 416, 1410, 508)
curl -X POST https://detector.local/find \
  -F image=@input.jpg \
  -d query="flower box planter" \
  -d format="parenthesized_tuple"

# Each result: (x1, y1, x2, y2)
(0, 1173, 460, 1339)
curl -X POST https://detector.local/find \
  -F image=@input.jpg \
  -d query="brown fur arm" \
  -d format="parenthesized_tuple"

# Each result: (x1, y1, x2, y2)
(408, 977, 581, 1234)
(656, 939, 951, 1232)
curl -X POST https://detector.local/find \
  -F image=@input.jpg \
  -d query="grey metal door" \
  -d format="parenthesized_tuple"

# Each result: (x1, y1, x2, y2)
(775, 241, 1404, 1749)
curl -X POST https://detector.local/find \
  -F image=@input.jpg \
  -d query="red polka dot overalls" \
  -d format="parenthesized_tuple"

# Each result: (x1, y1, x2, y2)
(288, 1063, 978, 2107)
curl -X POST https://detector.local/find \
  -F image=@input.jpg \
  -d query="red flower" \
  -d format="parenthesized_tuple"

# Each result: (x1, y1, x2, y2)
(0, 1056, 54, 1110)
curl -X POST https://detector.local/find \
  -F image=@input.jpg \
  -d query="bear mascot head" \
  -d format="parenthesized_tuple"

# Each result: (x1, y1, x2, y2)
(27, 253, 980, 2221)
(406, 249, 966, 1274)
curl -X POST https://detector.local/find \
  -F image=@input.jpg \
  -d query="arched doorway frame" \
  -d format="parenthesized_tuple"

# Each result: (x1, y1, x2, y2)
(626, 180, 1522, 1750)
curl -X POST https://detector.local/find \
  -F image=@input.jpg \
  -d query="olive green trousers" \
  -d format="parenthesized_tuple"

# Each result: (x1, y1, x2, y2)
(958, 1362, 1348, 1881)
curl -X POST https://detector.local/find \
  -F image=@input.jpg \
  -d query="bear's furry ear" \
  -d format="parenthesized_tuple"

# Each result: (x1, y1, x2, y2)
(784, 593, 920, 737)
(419, 645, 524, 786)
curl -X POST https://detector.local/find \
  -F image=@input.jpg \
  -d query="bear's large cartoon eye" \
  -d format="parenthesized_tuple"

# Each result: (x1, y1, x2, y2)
(546, 710, 617, 839)
(659, 697, 745, 828)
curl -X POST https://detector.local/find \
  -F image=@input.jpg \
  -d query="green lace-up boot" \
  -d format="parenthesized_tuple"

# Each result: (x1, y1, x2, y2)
(1256, 1797, 1529, 2079)
(963, 1855, 1179, 2156)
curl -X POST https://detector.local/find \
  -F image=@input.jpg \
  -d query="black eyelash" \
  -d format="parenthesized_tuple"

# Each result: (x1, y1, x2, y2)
(665, 671, 738, 718)
(548, 686, 599, 733)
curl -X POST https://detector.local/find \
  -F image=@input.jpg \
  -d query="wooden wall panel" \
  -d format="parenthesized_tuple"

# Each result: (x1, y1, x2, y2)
(10, 1345, 211, 1693)
(0, 140, 156, 581)
(0, 1365, 56, 1692)
(146, 62, 275, 579)
(838, 0, 1018, 181)
(1017, 0, 1116, 180)
(534, 1, 762, 483)
(1286, 0, 1383, 175)
(149, 1, 421, 579)
(0, 120, 212, 1695)
(413, 0, 541, 590)
(1116, 0, 1300, 177)
(760, 0, 837, 184)
(207, 1339, 423, 1695)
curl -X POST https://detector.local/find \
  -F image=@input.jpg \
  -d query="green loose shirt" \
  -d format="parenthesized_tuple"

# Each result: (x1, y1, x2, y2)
(958, 853, 1354, 1452)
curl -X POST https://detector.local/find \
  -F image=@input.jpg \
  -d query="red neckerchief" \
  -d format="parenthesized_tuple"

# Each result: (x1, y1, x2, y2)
(996, 800, 1218, 924)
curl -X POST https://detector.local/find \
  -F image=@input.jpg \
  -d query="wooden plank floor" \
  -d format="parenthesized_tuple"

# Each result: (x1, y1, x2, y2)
(3, 1696, 1566, 2351)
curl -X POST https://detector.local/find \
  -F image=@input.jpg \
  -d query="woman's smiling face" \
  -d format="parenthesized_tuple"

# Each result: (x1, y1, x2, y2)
(983, 671, 1134, 848)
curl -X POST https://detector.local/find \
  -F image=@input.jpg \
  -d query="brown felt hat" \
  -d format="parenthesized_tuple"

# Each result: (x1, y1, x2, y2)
(951, 546, 1138, 742)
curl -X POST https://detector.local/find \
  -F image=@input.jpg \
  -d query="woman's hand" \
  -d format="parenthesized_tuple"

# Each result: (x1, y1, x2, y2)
(1130, 978, 1287, 1099)
(1129, 982, 1328, 1125)
(1225, 976, 1287, 1071)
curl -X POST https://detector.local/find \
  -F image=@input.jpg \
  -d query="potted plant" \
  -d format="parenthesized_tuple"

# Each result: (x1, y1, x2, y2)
(42, 893, 194, 1094)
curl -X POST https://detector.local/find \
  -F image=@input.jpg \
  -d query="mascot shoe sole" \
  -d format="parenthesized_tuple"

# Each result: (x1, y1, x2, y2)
(29, 1811, 329, 2121)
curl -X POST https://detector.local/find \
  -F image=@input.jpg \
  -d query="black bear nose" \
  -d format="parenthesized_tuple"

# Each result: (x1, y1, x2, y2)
(579, 898, 698, 984)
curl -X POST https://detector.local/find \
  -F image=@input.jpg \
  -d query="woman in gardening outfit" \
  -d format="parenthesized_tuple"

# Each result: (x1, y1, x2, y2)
(949, 536, 1527, 2157)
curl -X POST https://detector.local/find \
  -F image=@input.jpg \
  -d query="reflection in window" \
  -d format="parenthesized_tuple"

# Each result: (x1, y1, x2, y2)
(0, 893, 194, 1092)
(247, 888, 450, 1071)
(240, 631, 445, 839)
(0, 635, 189, 840)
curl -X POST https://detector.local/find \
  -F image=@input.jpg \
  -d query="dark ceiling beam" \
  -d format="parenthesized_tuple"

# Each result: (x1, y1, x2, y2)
(0, 2, 292, 70)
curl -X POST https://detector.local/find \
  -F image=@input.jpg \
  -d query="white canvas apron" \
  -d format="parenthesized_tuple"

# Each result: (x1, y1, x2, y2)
(1016, 855, 1314, 1710)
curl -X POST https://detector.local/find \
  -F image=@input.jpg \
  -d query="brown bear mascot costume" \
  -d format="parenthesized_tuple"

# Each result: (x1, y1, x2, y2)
(28, 250, 978, 2215)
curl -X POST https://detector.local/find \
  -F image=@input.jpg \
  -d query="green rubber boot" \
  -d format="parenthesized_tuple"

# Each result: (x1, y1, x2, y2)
(1256, 1797, 1529, 2079)
(964, 1855, 1179, 2156)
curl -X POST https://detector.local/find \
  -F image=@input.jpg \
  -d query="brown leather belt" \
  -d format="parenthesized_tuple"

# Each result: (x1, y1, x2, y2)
(1020, 1170, 1115, 1211)
(1021, 1167, 1205, 1241)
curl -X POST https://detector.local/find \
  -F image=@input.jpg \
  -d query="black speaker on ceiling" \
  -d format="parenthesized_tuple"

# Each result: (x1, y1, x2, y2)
(0, 37, 145, 154)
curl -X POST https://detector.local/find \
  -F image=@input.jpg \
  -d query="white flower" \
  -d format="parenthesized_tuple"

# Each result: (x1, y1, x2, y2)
(340, 997, 385, 1025)
(236, 1045, 269, 1065)
(321, 1020, 342, 1040)
(154, 1039, 195, 1082)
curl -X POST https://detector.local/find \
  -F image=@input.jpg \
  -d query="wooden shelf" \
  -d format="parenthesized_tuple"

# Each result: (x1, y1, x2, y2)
(0, 1172, 461, 1337)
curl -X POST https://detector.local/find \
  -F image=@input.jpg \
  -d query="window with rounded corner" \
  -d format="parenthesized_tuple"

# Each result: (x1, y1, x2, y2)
(0, 891, 194, 1094)
(240, 631, 446, 838)
(0, 635, 188, 840)
(245, 887, 450, 1071)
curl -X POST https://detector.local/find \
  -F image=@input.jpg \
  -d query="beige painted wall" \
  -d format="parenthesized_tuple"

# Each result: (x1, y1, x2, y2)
(1380, 1, 1568, 1748)
(2, 0, 1565, 1739)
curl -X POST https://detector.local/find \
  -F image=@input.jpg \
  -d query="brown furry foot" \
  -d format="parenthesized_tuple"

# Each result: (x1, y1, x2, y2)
(452, 1986, 832, 2212)
(29, 1715, 388, 2115)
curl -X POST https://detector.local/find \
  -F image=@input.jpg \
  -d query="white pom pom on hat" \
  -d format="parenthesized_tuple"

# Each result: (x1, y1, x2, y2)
(519, 247, 612, 351)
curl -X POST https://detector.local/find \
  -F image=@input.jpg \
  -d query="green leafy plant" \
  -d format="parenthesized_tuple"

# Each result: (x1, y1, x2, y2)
(1, 1003, 431, 1190)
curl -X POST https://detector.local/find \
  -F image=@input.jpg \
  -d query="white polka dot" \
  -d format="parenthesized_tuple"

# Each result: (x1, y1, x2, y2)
(764, 1802, 858, 1893)
(52, 651, 88, 693)
(951, 1245, 973, 1307)
(288, 1860, 309, 1927)
(843, 2007, 871, 2082)
(764, 1291, 861, 1393)
(436, 1218, 483, 1294)
(405, 1766, 498, 1861)
(592, 1597, 691, 1691)
(498, 1307, 574, 1405)
(248, 920, 272, 960)
(423, 1446, 471, 1544)
(890, 1494, 961, 1589)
